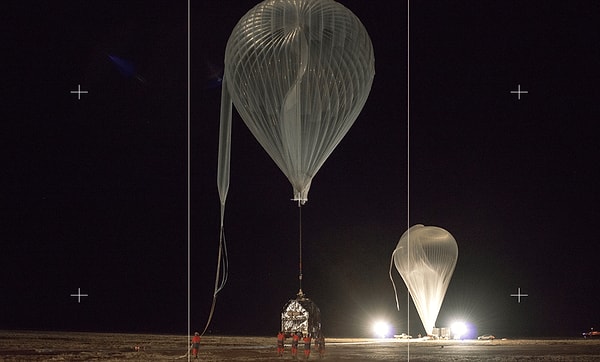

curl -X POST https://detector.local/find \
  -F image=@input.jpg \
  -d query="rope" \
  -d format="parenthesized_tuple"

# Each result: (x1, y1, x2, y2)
(389, 249, 400, 310)
(200, 226, 229, 337)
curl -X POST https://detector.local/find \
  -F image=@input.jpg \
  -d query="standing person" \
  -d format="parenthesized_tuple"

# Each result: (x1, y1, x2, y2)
(191, 332, 201, 359)
(277, 331, 285, 356)
(291, 332, 300, 359)
(315, 335, 325, 358)
(303, 333, 312, 359)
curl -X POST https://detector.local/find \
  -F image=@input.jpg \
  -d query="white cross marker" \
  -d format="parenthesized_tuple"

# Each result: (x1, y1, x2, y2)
(70, 84, 89, 100)
(70, 287, 89, 303)
(510, 84, 528, 100)
(510, 287, 529, 303)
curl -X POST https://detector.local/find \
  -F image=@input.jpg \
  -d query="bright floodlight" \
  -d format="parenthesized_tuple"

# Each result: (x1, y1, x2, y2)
(373, 321, 391, 338)
(451, 322, 468, 339)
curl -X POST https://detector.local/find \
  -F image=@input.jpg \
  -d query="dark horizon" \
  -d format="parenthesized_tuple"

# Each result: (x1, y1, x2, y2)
(3, 0, 599, 339)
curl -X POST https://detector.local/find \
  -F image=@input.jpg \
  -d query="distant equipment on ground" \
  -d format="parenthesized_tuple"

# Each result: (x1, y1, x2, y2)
(432, 327, 451, 340)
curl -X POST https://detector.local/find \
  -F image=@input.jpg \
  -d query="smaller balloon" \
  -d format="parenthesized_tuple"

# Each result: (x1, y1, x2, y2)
(392, 225, 458, 335)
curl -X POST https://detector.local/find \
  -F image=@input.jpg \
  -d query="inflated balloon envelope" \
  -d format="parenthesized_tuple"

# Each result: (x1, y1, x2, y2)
(392, 225, 459, 336)
(217, 0, 375, 207)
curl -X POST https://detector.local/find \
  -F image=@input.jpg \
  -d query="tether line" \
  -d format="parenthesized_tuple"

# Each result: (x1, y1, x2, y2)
(298, 204, 303, 295)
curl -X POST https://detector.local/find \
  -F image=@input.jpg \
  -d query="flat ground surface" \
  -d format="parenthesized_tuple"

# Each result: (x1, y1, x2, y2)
(1, 331, 599, 361)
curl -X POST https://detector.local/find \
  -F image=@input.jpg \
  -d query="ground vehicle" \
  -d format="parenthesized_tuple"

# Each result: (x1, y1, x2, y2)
(477, 335, 496, 340)
(582, 330, 600, 339)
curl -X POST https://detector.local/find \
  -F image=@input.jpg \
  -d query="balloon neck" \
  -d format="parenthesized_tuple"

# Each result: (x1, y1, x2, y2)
(293, 199, 304, 207)
(291, 197, 307, 206)
(291, 182, 311, 206)
(292, 192, 308, 206)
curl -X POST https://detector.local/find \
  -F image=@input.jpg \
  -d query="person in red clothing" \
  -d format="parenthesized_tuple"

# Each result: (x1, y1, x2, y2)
(303, 334, 312, 359)
(315, 335, 325, 358)
(291, 332, 300, 359)
(277, 331, 285, 356)
(191, 332, 201, 359)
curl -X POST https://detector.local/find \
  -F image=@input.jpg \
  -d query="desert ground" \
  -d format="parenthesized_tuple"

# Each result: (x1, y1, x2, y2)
(0, 331, 599, 361)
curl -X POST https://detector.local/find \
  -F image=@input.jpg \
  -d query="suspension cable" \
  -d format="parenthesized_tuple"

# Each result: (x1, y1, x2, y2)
(298, 202, 303, 296)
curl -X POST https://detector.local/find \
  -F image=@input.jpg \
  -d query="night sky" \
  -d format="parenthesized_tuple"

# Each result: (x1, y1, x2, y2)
(3, 1, 599, 339)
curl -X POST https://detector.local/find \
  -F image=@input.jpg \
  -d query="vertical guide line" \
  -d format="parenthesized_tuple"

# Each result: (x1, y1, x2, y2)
(406, 0, 411, 360)
(187, 0, 191, 357)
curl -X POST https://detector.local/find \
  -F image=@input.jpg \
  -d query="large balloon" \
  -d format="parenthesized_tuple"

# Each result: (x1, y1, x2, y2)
(392, 225, 458, 335)
(218, 0, 375, 204)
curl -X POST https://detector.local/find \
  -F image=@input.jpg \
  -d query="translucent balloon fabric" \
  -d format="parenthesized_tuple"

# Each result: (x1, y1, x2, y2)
(219, 0, 375, 204)
(392, 225, 458, 335)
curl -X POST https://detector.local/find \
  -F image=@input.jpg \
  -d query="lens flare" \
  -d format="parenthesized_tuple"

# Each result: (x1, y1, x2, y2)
(373, 321, 391, 338)
(451, 322, 468, 339)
